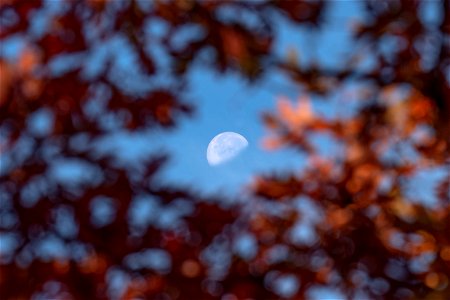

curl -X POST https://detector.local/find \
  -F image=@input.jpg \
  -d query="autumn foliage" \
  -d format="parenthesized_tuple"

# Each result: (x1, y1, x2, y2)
(1, 0, 449, 299)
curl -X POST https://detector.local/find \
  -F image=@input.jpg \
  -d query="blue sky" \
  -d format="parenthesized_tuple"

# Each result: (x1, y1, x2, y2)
(109, 0, 368, 196)
(0, 1, 368, 198)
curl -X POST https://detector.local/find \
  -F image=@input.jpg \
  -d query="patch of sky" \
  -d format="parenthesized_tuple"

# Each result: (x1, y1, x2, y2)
(28, 5, 51, 39)
(153, 66, 306, 196)
(306, 286, 346, 300)
(0, 232, 21, 263)
(0, 154, 13, 177)
(68, 133, 92, 153)
(313, 91, 346, 121)
(271, 14, 316, 68)
(20, 176, 48, 208)
(157, 199, 194, 230)
(0, 210, 18, 230)
(308, 131, 344, 160)
(0, 135, 35, 176)
(0, 185, 13, 208)
(388, 231, 406, 251)
(408, 251, 436, 274)
(369, 277, 390, 296)
(143, 19, 173, 77)
(265, 271, 300, 299)
(35, 234, 68, 261)
(10, 134, 35, 162)
(145, 17, 169, 39)
(106, 34, 153, 96)
(123, 248, 172, 274)
(404, 166, 449, 208)
(82, 2, 123, 44)
(294, 197, 323, 223)
(200, 240, 231, 280)
(69, 241, 93, 262)
(90, 196, 117, 228)
(274, 274, 300, 298)
(53, 205, 79, 239)
(94, 129, 162, 169)
(157, 208, 182, 230)
(48, 158, 103, 187)
(81, 39, 111, 79)
(418, 0, 444, 29)
(106, 267, 131, 300)
(379, 34, 408, 64)
(315, 1, 361, 71)
(288, 221, 317, 247)
(326, 3, 377, 74)
(269, 4, 371, 118)
(215, 3, 263, 30)
(414, 32, 443, 72)
(377, 139, 421, 167)
(410, 124, 436, 147)
(48, 52, 86, 76)
(27, 108, 54, 137)
(4, 0, 372, 198)
(97, 111, 125, 132)
(128, 195, 159, 235)
(261, 69, 302, 99)
(83, 83, 110, 121)
(233, 233, 257, 261)
(44, 0, 71, 16)
(40, 137, 63, 161)
(380, 83, 411, 104)
(135, 0, 153, 12)
(169, 23, 206, 51)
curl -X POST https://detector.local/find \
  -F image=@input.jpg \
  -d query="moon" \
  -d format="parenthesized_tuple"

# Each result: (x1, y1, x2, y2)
(207, 132, 249, 166)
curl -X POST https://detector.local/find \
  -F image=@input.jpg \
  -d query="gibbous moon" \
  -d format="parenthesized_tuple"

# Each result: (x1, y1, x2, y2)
(207, 132, 249, 166)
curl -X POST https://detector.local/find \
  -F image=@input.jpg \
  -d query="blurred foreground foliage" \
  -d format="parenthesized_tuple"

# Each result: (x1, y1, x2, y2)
(1, 0, 449, 299)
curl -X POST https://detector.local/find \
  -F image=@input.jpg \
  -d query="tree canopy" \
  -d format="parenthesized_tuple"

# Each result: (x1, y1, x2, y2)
(1, 0, 449, 299)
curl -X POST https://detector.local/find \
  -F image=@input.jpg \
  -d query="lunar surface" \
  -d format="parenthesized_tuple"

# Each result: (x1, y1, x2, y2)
(206, 132, 248, 166)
